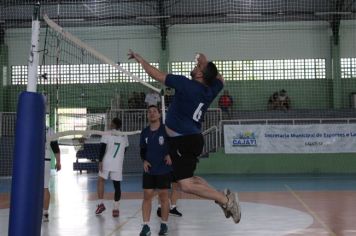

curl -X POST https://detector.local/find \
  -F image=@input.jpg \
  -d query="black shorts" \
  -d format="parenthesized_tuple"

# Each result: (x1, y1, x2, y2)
(168, 133, 204, 181)
(142, 172, 172, 190)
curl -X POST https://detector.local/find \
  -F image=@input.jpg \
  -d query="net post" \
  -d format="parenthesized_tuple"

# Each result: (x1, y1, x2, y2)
(8, 3, 45, 236)
(27, 2, 40, 93)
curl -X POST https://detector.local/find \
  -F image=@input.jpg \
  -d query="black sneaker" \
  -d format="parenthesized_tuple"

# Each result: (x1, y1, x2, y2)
(139, 224, 151, 236)
(156, 207, 161, 217)
(158, 223, 168, 236)
(169, 207, 182, 217)
(43, 213, 49, 222)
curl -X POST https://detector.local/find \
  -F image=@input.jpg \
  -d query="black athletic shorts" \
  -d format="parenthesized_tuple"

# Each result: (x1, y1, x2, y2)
(168, 133, 204, 181)
(142, 172, 172, 190)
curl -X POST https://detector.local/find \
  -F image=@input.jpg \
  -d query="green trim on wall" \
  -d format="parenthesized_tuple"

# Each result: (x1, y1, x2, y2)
(196, 149, 356, 174)
(0, 44, 8, 112)
(159, 49, 169, 73)
(331, 36, 343, 109)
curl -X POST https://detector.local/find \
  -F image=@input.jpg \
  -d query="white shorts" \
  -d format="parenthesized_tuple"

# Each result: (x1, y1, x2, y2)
(44, 160, 51, 188)
(99, 170, 122, 181)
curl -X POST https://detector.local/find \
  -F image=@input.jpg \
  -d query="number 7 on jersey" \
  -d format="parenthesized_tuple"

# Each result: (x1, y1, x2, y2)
(113, 143, 121, 158)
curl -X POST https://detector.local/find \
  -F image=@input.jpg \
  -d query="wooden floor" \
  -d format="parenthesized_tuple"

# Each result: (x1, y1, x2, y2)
(1, 155, 356, 236)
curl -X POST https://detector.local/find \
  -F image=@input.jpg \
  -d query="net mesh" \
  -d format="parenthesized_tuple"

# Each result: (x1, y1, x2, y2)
(1, 0, 356, 178)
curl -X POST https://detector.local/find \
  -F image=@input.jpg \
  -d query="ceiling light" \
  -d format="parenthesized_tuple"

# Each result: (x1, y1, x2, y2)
(226, 13, 262, 17)
(136, 15, 171, 20)
(314, 12, 352, 16)
(59, 18, 85, 22)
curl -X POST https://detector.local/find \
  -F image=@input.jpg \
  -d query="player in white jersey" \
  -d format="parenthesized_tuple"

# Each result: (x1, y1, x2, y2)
(95, 118, 129, 217)
(43, 127, 61, 222)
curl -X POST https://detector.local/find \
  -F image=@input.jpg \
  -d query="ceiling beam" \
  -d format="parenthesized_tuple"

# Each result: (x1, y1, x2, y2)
(158, 0, 168, 50)
(330, 0, 347, 45)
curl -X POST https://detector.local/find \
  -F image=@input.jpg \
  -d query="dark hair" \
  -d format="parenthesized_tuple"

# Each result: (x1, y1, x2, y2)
(112, 117, 122, 130)
(203, 62, 218, 86)
(147, 105, 160, 113)
(279, 89, 286, 95)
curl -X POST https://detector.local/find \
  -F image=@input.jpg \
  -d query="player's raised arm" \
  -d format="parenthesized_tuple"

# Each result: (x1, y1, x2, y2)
(128, 49, 167, 84)
(216, 73, 225, 84)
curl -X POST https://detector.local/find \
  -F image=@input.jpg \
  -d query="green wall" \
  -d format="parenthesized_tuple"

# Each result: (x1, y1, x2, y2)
(196, 149, 356, 174)
(4, 78, 356, 112)
(216, 79, 334, 110)
(3, 82, 161, 112)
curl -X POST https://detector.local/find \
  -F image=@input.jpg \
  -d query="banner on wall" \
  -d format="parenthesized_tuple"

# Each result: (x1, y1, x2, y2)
(224, 124, 356, 154)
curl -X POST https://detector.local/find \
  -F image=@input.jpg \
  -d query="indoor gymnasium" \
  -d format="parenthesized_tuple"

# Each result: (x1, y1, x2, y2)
(1, 1, 356, 235)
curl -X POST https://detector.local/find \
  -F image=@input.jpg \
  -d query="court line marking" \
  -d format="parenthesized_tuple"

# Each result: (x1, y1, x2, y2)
(107, 195, 159, 236)
(107, 206, 142, 236)
(285, 184, 337, 236)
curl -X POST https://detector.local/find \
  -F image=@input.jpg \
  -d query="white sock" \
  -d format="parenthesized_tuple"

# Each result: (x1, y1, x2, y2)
(143, 222, 149, 226)
(113, 201, 119, 209)
(98, 199, 104, 205)
(161, 221, 168, 225)
(158, 204, 161, 208)
(43, 210, 48, 215)
(170, 205, 176, 209)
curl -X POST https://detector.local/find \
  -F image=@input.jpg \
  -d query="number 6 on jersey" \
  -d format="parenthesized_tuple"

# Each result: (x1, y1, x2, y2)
(193, 103, 204, 122)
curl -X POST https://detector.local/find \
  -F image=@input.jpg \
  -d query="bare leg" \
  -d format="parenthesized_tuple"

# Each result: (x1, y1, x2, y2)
(97, 176, 105, 200)
(170, 182, 181, 206)
(178, 176, 228, 205)
(43, 188, 50, 211)
(158, 189, 170, 222)
(142, 189, 154, 222)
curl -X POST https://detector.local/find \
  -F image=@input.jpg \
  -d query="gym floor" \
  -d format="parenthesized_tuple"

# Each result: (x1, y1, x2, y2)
(1, 150, 356, 236)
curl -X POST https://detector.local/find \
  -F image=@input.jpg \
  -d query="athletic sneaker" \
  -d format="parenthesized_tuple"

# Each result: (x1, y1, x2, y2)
(95, 203, 106, 215)
(112, 209, 119, 218)
(225, 190, 241, 224)
(170, 207, 183, 217)
(215, 189, 231, 218)
(158, 223, 168, 236)
(43, 213, 49, 222)
(157, 207, 161, 217)
(139, 224, 151, 236)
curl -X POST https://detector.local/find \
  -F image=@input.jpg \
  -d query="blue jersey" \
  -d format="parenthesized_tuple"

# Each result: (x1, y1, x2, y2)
(165, 74, 223, 135)
(140, 124, 172, 175)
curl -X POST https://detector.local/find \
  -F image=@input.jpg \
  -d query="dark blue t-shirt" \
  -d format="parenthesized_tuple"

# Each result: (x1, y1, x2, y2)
(140, 124, 172, 175)
(165, 74, 223, 135)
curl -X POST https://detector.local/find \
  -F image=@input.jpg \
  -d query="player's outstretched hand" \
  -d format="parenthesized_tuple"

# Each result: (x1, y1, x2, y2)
(196, 53, 208, 68)
(128, 49, 143, 63)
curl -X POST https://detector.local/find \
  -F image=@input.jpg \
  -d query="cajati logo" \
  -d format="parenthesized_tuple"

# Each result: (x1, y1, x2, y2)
(232, 131, 257, 146)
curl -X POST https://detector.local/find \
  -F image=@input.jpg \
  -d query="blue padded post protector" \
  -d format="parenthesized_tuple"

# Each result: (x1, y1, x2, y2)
(9, 91, 45, 236)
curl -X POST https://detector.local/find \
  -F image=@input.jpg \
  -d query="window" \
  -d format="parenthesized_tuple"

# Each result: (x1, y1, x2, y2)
(170, 59, 326, 81)
(215, 59, 326, 80)
(11, 59, 327, 84)
(341, 58, 356, 79)
(10, 63, 159, 85)
(170, 61, 195, 78)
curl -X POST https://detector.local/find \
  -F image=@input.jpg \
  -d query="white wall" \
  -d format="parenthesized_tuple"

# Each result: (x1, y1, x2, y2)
(340, 20, 356, 57)
(5, 20, 356, 67)
(168, 21, 331, 61)
(5, 25, 161, 66)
